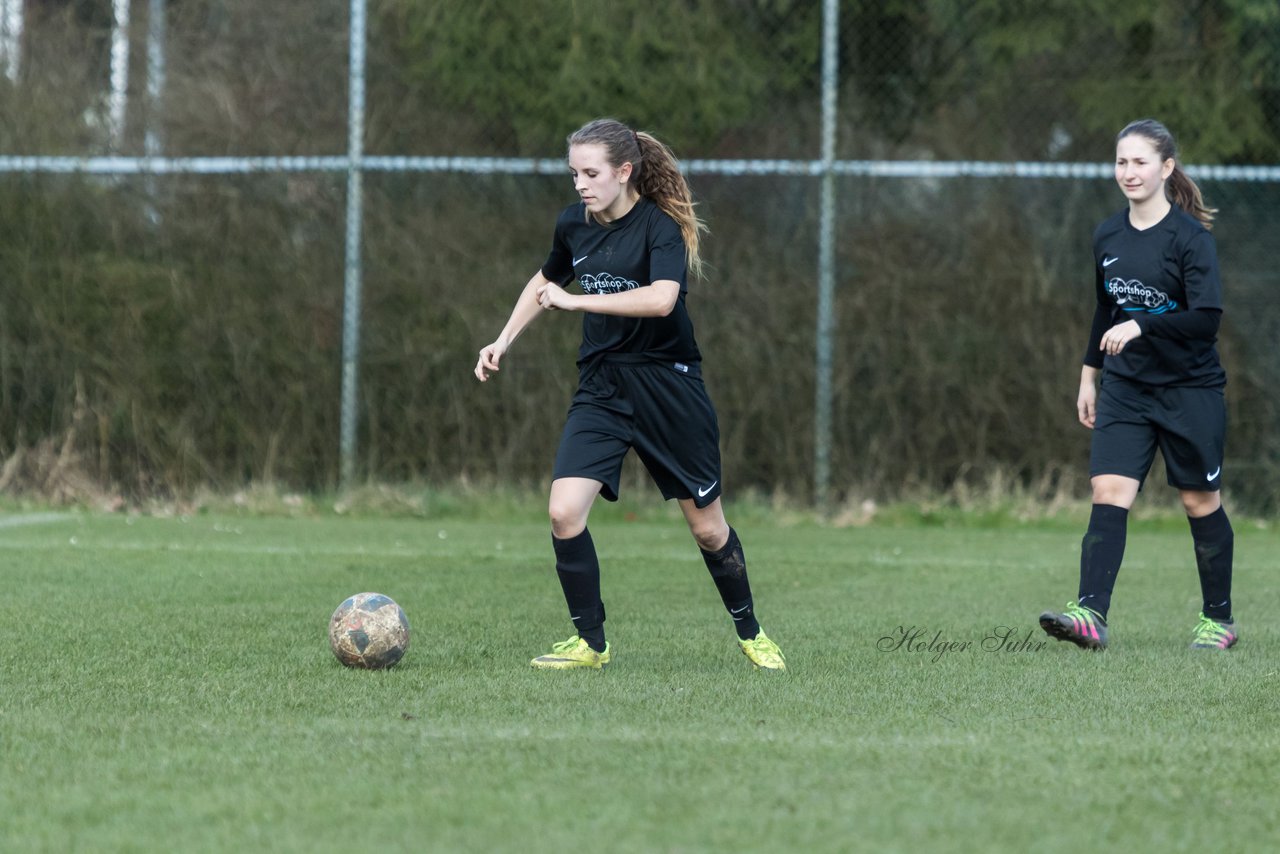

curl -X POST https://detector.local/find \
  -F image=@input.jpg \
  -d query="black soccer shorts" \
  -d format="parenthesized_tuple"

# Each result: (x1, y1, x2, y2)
(552, 360, 723, 507)
(1089, 374, 1226, 491)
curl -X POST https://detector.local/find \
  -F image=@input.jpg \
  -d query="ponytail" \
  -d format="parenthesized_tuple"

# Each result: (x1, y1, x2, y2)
(1166, 165, 1217, 230)
(633, 131, 709, 278)
(567, 118, 709, 278)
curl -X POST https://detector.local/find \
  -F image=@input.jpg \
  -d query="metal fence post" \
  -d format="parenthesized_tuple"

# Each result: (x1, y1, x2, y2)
(339, 0, 367, 491)
(1, 0, 22, 81)
(814, 0, 839, 511)
(109, 0, 131, 150)
(144, 0, 166, 223)
(145, 0, 166, 159)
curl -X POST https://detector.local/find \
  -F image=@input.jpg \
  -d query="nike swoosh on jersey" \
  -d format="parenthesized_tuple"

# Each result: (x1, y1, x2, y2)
(573, 255, 589, 266)
(1103, 256, 1120, 267)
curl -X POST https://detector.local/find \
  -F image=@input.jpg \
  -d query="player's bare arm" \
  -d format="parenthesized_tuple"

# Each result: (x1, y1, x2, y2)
(1077, 364, 1100, 428)
(1099, 319, 1143, 356)
(536, 279, 680, 317)
(475, 270, 553, 381)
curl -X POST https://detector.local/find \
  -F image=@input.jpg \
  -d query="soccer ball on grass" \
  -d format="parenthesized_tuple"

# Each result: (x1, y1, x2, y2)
(328, 592, 410, 669)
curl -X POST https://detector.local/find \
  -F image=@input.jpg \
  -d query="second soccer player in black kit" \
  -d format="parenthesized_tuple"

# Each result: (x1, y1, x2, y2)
(1039, 119, 1238, 651)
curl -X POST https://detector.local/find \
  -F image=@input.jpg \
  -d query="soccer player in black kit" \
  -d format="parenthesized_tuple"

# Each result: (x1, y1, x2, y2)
(474, 118, 785, 671)
(1039, 119, 1237, 651)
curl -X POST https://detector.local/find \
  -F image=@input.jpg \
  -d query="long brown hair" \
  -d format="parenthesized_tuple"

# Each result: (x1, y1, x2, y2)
(567, 118, 708, 277)
(1117, 119, 1217, 229)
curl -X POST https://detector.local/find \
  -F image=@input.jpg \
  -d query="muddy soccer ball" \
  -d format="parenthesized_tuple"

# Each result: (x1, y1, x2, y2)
(328, 592, 410, 669)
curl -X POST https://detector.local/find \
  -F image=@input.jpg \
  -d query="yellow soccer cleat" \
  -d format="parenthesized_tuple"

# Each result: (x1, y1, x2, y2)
(739, 631, 786, 671)
(530, 636, 611, 670)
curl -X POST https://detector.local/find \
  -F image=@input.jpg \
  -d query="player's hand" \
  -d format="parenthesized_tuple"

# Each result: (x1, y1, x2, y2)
(475, 341, 506, 382)
(536, 282, 574, 311)
(1099, 319, 1142, 356)
(1077, 381, 1097, 429)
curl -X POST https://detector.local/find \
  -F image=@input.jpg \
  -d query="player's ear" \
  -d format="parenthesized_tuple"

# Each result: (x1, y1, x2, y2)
(617, 161, 633, 184)
(1161, 158, 1175, 181)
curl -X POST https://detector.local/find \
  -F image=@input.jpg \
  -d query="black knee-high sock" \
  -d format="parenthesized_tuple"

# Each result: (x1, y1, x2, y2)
(700, 527, 761, 641)
(552, 528, 606, 652)
(1078, 504, 1129, 620)
(1189, 507, 1234, 622)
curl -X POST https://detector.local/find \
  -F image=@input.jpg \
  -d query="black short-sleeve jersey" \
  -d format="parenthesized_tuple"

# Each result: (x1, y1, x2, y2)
(541, 197, 701, 366)
(1087, 205, 1225, 388)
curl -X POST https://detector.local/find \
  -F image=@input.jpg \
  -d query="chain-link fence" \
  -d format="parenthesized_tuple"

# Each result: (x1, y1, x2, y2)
(2, 0, 1278, 511)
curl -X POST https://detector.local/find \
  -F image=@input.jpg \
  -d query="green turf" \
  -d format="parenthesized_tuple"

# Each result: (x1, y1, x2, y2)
(1, 507, 1277, 852)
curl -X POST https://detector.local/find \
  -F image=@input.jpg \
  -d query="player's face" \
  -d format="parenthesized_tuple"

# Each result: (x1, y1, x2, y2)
(1114, 135, 1174, 206)
(569, 143, 634, 222)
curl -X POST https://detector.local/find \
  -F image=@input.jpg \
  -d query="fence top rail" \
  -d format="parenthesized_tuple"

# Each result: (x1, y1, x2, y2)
(2, 155, 1280, 181)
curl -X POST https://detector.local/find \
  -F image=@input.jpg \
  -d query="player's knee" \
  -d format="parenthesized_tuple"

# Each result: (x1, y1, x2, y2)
(1180, 490, 1220, 517)
(548, 501, 587, 539)
(689, 520, 729, 552)
(1090, 477, 1137, 508)
(1091, 484, 1118, 505)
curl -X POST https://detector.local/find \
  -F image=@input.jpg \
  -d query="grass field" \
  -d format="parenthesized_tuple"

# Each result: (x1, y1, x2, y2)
(2, 500, 1277, 852)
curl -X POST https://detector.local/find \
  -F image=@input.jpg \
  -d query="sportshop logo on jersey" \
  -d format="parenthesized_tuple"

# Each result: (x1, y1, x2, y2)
(579, 272, 640, 295)
(1106, 277, 1179, 314)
